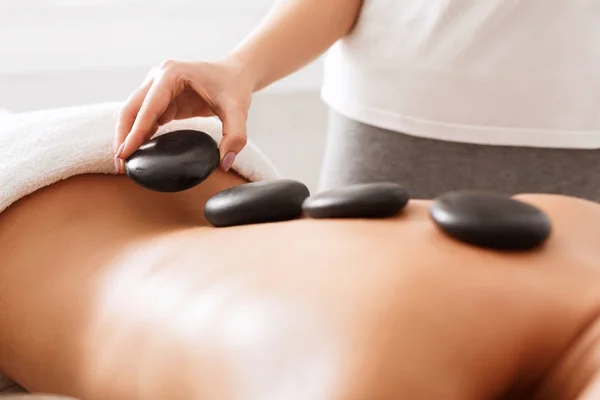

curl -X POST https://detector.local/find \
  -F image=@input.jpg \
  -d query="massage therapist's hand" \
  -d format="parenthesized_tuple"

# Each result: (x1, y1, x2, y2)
(114, 0, 362, 172)
(114, 58, 253, 172)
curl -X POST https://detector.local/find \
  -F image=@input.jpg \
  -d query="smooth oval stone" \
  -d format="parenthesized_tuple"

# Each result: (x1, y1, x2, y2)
(125, 130, 220, 192)
(430, 190, 552, 251)
(302, 182, 410, 219)
(205, 179, 310, 227)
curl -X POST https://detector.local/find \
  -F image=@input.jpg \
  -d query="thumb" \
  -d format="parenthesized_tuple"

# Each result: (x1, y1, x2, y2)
(218, 108, 248, 172)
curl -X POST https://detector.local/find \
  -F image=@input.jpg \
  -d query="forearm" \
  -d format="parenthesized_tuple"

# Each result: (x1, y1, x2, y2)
(228, 0, 363, 92)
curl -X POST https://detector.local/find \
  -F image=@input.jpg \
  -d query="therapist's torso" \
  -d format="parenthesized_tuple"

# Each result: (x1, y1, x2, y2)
(321, 0, 600, 148)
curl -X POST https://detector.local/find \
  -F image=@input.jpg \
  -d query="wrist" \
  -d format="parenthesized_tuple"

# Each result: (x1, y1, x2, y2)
(221, 50, 267, 93)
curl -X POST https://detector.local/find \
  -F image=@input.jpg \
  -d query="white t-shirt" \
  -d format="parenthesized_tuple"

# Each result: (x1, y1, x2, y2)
(321, 0, 600, 149)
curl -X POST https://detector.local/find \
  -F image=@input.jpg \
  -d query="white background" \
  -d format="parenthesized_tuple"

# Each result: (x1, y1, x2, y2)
(0, 0, 328, 189)
(0, 0, 324, 106)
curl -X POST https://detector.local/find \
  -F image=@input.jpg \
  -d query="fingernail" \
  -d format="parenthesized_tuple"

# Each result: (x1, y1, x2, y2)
(221, 152, 236, 172)
(116, 142, 126, 158)
(114, 157, 121, 174)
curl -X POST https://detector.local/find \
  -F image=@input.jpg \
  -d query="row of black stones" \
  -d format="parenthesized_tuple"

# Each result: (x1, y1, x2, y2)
(124, 130, 552, 251)
(204, 180, 409, 226)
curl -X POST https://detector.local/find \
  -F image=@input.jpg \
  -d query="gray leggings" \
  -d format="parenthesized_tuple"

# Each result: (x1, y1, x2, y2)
(319, 110, 600, 201)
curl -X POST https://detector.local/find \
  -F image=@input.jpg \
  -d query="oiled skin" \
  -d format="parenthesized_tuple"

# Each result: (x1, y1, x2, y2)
(1, 171, 600, 400)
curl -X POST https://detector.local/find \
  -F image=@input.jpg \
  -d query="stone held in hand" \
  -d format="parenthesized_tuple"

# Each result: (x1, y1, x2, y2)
(429, 190, 552, 251)
(302, 182, 410, 219)
(124, 130, 221, 193)
(205, 179, 311, 227)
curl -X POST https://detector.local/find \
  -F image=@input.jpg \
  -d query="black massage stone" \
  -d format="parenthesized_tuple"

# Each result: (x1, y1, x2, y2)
(125, 130, 220, 192)
(302, 182, 410, 219)
(204, 179, 310, 227)
(430, 190, 552, 251)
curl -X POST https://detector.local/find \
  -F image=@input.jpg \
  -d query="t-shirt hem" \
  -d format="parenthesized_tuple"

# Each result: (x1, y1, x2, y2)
(321, 88, 600, 150)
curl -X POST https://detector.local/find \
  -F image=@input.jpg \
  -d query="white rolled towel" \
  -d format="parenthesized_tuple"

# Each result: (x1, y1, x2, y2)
(0, 102, 280, 214)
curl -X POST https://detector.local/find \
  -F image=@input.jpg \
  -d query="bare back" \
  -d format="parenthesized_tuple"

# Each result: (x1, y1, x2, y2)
(1, 173, 600, 399)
